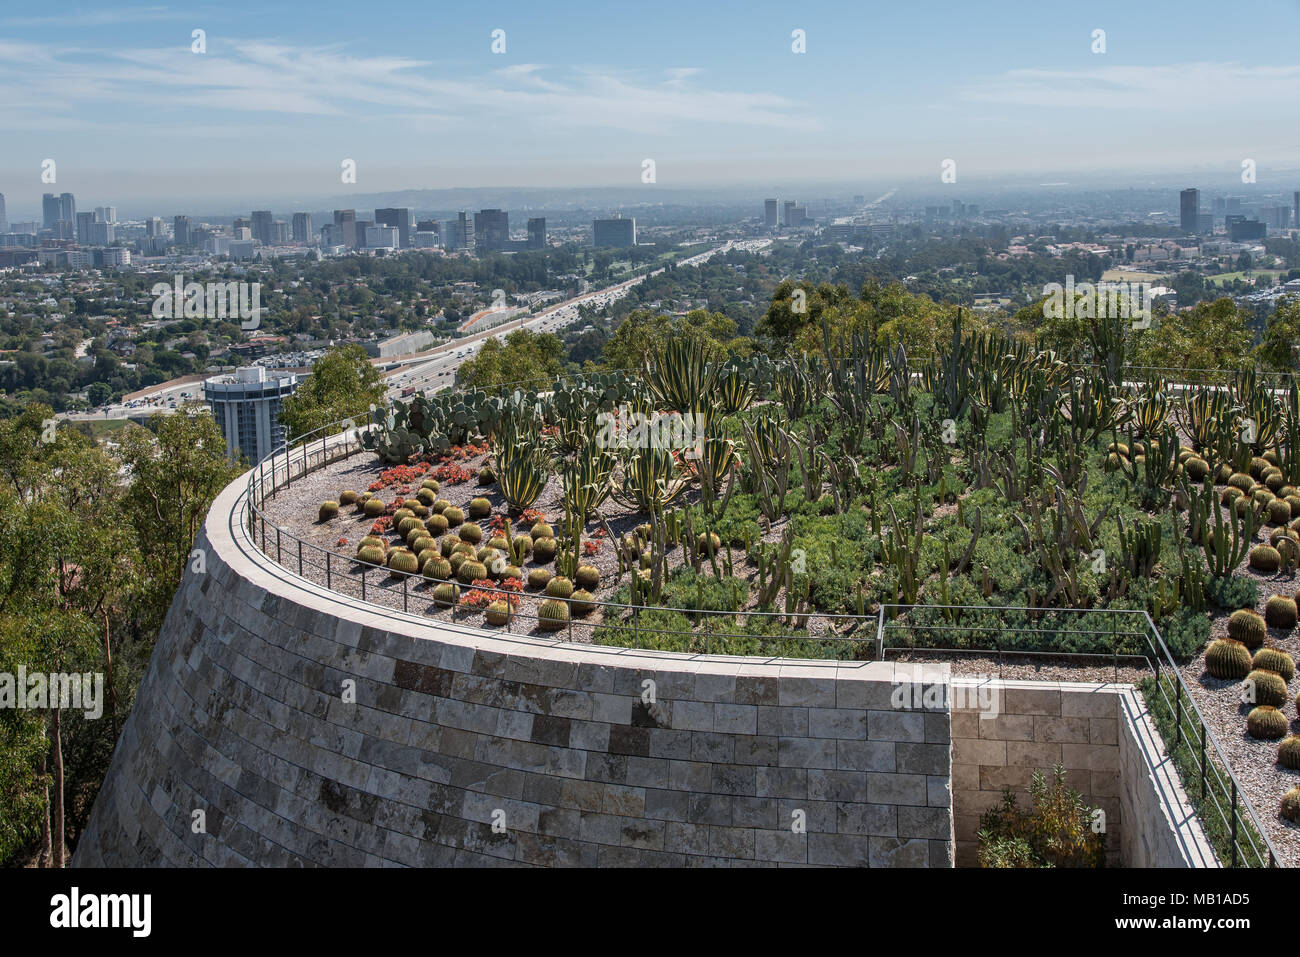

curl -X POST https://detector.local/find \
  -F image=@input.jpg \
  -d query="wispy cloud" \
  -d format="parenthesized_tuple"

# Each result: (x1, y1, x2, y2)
(1, 5, 191, 28)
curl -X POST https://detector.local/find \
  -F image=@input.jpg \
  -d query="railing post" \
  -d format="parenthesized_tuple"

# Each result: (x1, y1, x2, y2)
(276, 526, 281, 564)
(326, 550, 331, 590)
(1199, 724, 1206, 800)
(1175, 681, 1183, 748)
(362, 566, 366, 602)
(298, 540, 303, 576)
(403, 574, 408, 613)
(1230, 780, 1239, 868)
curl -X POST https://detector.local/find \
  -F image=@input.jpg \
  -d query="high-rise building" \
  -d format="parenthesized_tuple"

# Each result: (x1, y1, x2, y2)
(764, 199, 778, 229)
(783, 200, 797, 226)
(474, 209, 509, 253)
(365, 225, 400, 250)
(90, 222, 115, 245)
(42, 193, 61, 228)
(593, 216, 636, 248)
(1196, 213, 1214, 235)
(291, 212, 312, 243)
(354, 220, 374, 248)
(1229, 219, 1266, 241)
(375, 207, 415, 248)
(444, 211, 473, 251)
(251, 210, 274, 245)
(75, 211, 96, 244)
(174, 215, 192, 246)
(0, 192, 7, 233)
(1294, 192, 1299, 234)
(58, 193, 75, 225)
(1179, 188, 1199, 232)
(333, 209, 358, 248)
(204, 366, 299, 464)
(526, 217, 546, 250)
(95, 206, 116, 224)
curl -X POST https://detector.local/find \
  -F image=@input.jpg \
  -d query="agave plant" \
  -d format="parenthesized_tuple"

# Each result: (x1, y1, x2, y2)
(610, 445, 689, 513)
(1130, 378, 1168, 437)
(714, 360, 757, 416)
(646, 337, 718, 414)
(561, 442, 614, 521)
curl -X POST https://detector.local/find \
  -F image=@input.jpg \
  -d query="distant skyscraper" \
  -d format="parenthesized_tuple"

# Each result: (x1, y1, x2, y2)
(333, 209, 358, 248)
(593, 216, 636, 248)
(58, 193, 75, 225)
(251, 210, 273, 245)
(375, 207, 415, 248)
(76, 211, 96, 244)
(764, 199, 778, 229)
(0, 192, 7, 233)
(442, 212, 473, 251)
(527, 217, 546, 249)
(174, 215, 192, 246)
(95, 206, 116, 224)
(474, 209, 509, 253)
(783, 200, 796, 226)
(291, 212, 312, 243)
(1295, 192, 1299, 233)
(42, 193, 61, 228)
(1180, 188, 1199, 232)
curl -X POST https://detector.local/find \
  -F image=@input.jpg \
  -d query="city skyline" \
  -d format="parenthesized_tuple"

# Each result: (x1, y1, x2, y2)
(2, 0, 1300, 209)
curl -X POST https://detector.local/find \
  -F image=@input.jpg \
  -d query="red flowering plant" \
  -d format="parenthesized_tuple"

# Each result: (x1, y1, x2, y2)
(369, 516, 393, 535)
(336, 537, 349, 547)
(582, 540, 601, 556)
(458, 580, 521, 609)
(521, 508, 546, 525)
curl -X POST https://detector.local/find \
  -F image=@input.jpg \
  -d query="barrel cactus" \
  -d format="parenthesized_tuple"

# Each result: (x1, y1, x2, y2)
(448, 551, 468, 574)
(570, 589, 596, 616)
(1250, 456, 1272, 480)
(426, 513, 449, 535)
(1254, 647, 1296, 682)
(459, 523, 483, 545)
(1250, 544, 1282, 573)
(432, 582, 460, 608)
(1108, 441, 1129, 457)
(457, 559, 487, 584)
(416, 487, 437, 506)
(537, 598, 569, 631)
(510, 536, 532, 562)
(431, 498, 450, 514)
(696, 532, 722, 555)
(1279, 538, 1300, 569)
(468, 497, 492, 519)
(527, 567, 552, 590)
(397, 517, 423, 537)
(387, 548, 420, 576)
(501, 564, 522, 581)
(1228, 472, 1255, 492)
(356, 544, 386, 566)
(443, 506, 464, 527)
(1206, 639, 1254, 679)
(1247, 705, 1290, 739)
(422, 555, 450, 580)
(478, 466, 495, 485)
(1246, 668, 1290, 708)
(421, 479, 440, 492)
(1266, 595, 1299, 628)
(1269, 526, 1297, 546)
(1267, 472, 1288, 493)
(1269, 499, 1293, 525)
(318, 500, 340, 521)
(574, 564, 600, 590)
(409, 534, 435, 555)
(1215, 463, 1233, 483)
(339, 490, 359, 505)
(1280, 735, 1300, 769)
(533, 536, 558, 564)
(530, 521, 554, 541)
(1184, 457, 1211, 482)
(358, 535, 386, 552)
(1221, 487, 1243, 507)
(485, 600, 512, 627)
(363, 498, 386, 517)
(546, 576, 574, 599)
(1283, 787, 1300, 822)
(487, 534, 510, 552)
(1228, 609, 1268, 649)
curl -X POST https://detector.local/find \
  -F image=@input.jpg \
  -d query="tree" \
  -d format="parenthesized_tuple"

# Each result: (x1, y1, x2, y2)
(600, 309, 739, 372)
(1255, 296, 1300, 371)
(278, 345, 387, 441)
(457, 328, 564, 391)
(1130, 297, 1253, 372)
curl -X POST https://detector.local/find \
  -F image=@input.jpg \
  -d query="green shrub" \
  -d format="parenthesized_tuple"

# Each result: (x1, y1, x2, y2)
(976, 765, 1105, 868)
(1245, 669, 1289, 708)
(1208, 575, 1257, 610)
(1254, 647, 1296, 682)
(1248, 706, 1289, 739)
(1159, 607, 1210, 660)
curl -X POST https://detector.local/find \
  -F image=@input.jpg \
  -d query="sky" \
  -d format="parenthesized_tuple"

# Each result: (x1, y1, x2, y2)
(2, 0, 1299, 214)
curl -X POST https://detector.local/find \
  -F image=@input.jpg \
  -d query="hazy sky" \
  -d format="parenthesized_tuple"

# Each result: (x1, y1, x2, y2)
(2, 0, 1299, 214)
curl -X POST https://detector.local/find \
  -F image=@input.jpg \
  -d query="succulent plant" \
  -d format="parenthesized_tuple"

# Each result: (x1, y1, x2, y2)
(1266, 595, 1299, 628)
(1222, 486, 1244, 507)
(1246, 668, 1290, 708)
(432, 582, 460, 608)
(1253, 489, 1274, 507)
(1250, 456, 1272, 480)
(478, 466, 495, 485)
(430, 498, 450, 514)
(416, 488, 437, 506)
(452, 540, 476, 556)
(546, 575, 575, 599)
(443, 506, 464, 527)
(527, 567, 553, 590)
(457, 560, 487, 584)
(448, 552, 468, 574)
(1103, 452, 1124, 472)
(410, 503, 429, 518)
(426, 513, 449, 535)
(317, 501, 339, 522)
(1287, 495, 1300, 515)
(485, 600, 512, 626)
(1279, 538, 1300, 569)
(363, 498, 386, 517)
(1184, 457, 1211, 482)
(468, 497, 492, 519)
(386, 549, 418, 577)
(1247, 705, 1289, 739)
(1255, 647, 1296, 682)
(397, 517, 423, 537)
(1235, 496, 1255, 518)
(1267, 472, 1288, 494)
(1283, 787, 1300, 822)
(574, 564, 600, 590)
(1107, 441, 1130, 457)
(415, 546, 439, 568)
(339, 490, 359, 505)
(1228, 472, 1255, 492)
(356, 544, 386, 565)
(394, 507, 415, 521)
(1269, 499, 1293, 525)
(359, 535, 386, 551)
(1250, 544, 1282, 572)
(1215, 463, 1233, 484)
(696, 531, 722, 555)
(409, 534, 435, 555)
(1279, 735, 1300, 769)
(1205, 639, 1254, 679)
(533, 536, 558, 564)
(537, 598, 570, 631)
(423, 556, 452, 580)
(1265, 450, 1283, 467)
(510, 536, 532, 562)
(1228, 609, 1268, 649)
(1269, 526, 1297, 546)
(530, 521, 554, 540)
(459, 523, 484, 545)
(570, 589, 596, 615)
(422, 479, 440, 492)
(500, 564, 522, 581)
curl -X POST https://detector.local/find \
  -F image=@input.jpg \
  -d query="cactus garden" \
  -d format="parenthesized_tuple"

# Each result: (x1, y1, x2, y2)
(257, 312, 1300, 862)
